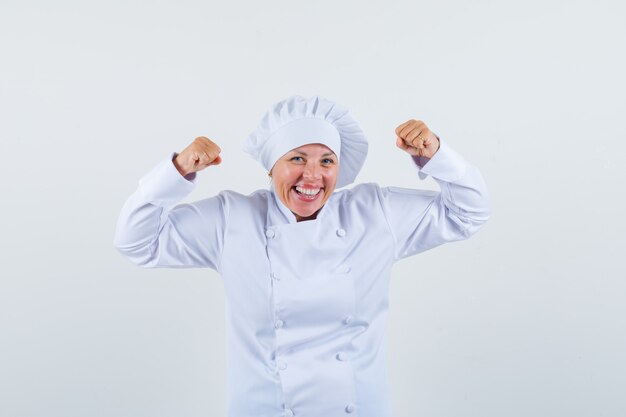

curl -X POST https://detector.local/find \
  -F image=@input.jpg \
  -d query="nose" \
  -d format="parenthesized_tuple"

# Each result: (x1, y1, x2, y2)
(303, 161, 321, 180)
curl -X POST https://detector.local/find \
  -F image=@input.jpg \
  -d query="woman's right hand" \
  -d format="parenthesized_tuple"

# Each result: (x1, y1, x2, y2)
(173, 136, 222, 177)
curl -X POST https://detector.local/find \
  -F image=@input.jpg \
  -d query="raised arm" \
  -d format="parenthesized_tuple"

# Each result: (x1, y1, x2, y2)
(113, 137, 227, 270)
(378, 120, 491, 260)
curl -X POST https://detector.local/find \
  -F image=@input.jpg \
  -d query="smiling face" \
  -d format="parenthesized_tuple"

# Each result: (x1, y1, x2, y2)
(270, 143, 339, 222)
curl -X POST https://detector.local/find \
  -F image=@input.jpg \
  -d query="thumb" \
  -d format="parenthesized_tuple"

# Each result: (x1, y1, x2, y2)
(209, 155, 222, 166)
(396, 136, 409, 151)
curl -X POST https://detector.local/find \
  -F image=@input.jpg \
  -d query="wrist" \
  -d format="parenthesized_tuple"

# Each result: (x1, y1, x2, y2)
(172, 153, 190, 177)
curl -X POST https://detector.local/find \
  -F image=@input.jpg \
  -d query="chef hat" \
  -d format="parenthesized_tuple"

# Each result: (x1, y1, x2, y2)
(243, 95, 368, 188)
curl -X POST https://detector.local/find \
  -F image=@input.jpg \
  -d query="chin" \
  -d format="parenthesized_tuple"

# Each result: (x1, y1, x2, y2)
(296, 209, 318, 218)
(291, 203, 324, 220)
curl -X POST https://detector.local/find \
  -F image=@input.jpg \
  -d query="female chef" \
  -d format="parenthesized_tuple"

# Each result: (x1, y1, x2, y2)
(114, 95, 491, 417)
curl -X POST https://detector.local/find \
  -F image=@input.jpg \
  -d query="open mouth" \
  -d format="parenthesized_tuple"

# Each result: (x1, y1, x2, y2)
(293, 186, 322, 201)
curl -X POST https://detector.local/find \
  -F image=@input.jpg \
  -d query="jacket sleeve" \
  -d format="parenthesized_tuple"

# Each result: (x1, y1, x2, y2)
(113, 153, 226, 270)
(376, 138, 491, 261)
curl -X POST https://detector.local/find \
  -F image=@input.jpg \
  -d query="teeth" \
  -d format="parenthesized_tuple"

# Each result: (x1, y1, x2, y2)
(295, 186, 321, 196)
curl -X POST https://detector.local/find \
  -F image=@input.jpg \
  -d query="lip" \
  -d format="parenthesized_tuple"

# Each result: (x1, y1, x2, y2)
(291, 186, 323, 202)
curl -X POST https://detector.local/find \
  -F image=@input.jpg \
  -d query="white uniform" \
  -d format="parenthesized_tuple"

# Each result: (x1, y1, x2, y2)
(114, 138, 491, 417)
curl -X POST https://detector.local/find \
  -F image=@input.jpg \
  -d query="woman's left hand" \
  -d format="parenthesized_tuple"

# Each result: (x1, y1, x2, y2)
(395, 119, 440, 159)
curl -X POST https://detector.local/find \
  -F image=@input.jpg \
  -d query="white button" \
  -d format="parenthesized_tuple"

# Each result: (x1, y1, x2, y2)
(340, 266, 351, 274)
(284, 408, 294, 417)
(265, 229, 275, 238)
(336, 228, 346, 237)
(343, 315, 354, 325)
(275, 319, 284, 329)
(345, 403, 356, 413)
(277, 359, 287, 370)
(336, 351, 348, 361)
(271, 272, 280, 281)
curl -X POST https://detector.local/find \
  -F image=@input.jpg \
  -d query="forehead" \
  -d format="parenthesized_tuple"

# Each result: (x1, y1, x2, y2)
(287, 143, 336, 156)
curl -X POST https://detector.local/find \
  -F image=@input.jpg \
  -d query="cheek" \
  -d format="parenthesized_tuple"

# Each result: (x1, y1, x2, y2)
(277, 168, 300, 188)
(325, 169, 338, 188)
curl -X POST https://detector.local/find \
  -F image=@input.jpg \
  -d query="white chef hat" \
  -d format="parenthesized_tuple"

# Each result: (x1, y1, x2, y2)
(243, 95, 368, 188)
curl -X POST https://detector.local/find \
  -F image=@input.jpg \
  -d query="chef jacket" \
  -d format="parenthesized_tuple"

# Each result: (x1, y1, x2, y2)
(114, 138, 491, 417)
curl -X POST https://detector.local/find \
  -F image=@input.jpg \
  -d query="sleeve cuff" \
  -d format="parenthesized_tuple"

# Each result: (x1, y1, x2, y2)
(137, 152, 197, 206)
(412, 137, 468, 182)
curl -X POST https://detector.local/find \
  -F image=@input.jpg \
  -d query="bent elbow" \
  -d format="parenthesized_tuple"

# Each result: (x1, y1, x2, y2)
(449, 203, 491, 240)
(464, 206, 492, 238)
(113, 239, 159, 268)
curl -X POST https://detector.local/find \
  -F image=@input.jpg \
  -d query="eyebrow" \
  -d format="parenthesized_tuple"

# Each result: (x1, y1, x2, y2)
(293, 151, 336, 157)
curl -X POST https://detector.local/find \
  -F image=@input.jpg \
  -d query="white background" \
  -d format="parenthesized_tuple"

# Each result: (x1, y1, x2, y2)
(1, 1, 625, 416)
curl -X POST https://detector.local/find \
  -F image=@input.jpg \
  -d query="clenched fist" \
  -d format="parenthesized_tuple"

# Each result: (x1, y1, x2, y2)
(173, 136, 222, 177)
(395, 119, 440, 159)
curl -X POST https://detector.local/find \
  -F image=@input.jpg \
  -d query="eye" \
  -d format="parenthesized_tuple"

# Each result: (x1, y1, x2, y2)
(322, 158, 335, 165)
(290, 156, 304, 162)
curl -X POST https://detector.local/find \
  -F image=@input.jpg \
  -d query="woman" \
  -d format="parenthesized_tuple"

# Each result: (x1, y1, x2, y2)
(114, 95, 491, 417)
